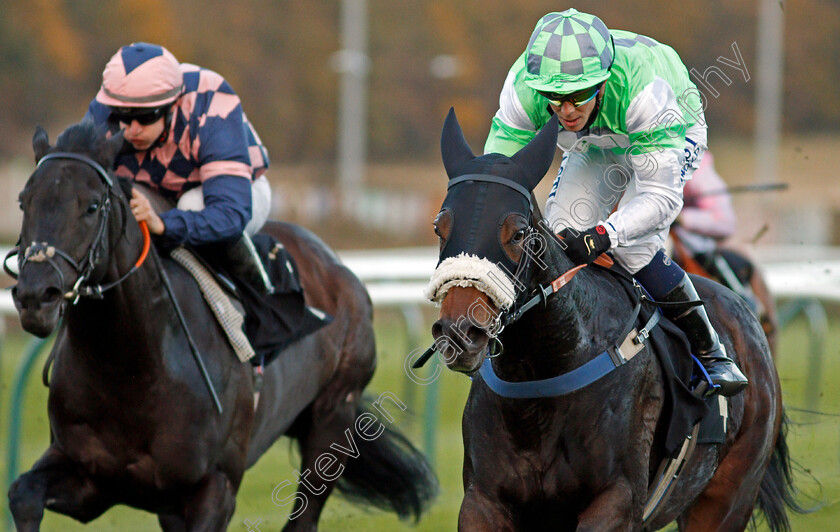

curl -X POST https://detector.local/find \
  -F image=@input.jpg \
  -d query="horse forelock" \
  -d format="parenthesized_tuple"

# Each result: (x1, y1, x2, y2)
(425, 253, 515, 310)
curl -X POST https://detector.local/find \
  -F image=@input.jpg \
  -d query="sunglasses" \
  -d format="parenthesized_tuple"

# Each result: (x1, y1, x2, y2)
(109, 105, 170, 126)
(537, 84, 601, 107)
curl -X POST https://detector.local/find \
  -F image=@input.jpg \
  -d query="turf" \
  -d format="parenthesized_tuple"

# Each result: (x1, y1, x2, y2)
(1, 304, 838, 531)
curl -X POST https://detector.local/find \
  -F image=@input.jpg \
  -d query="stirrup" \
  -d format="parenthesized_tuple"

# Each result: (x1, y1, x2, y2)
(690, 355, 720, 398)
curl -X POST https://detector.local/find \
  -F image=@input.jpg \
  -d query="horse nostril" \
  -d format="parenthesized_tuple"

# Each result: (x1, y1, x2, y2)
(42, 287, 63, 305)
(431, 321, 445, 339)
(466, 325, 485, 344)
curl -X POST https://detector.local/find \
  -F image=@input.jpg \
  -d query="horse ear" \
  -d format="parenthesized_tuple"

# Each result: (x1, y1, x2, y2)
(33, 126, 50, 163)
(440, 107, 475, 179)
(99, 130, 124, 167)
(510, 117, 558, 191)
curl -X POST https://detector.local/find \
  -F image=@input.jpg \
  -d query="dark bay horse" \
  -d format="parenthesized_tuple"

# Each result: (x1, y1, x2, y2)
(7, 121, 437, 531)
(428, 109, 796, 531)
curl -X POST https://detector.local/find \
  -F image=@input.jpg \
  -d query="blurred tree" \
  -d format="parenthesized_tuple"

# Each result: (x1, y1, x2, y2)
(0, 0, 837, 162)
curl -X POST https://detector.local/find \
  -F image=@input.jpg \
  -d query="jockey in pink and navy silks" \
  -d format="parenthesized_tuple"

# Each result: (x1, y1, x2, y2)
(484, 10, 747, 397)
(85, 42, 271, 249)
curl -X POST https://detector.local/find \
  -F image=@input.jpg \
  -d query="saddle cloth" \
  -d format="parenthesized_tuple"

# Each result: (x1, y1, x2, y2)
(170, 247, 255, 362)
(235, 234, 333, 366)
(170, 234, 333, 366)
(603, 263, 712, 457)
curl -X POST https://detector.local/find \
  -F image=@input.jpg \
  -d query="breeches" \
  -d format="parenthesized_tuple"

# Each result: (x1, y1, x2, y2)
(177, 174, 272, 236)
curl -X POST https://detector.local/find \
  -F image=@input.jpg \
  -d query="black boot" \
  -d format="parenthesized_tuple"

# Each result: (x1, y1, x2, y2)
(223, 233, 275, 295)
(661, 274, 748, 397)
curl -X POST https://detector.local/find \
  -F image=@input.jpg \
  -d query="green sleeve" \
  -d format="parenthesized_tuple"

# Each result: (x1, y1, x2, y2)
(484, 116, 537, 157)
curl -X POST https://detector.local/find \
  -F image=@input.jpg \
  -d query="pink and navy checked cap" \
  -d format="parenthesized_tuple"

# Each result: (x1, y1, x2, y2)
(96, 43, 184, 108)
(523, 10, 614, 93)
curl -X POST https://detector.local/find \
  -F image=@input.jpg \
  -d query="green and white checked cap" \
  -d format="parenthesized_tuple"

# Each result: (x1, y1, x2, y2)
(523, 9, 614, 93)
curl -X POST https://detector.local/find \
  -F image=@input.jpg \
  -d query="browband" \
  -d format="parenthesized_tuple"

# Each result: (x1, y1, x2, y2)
(37, 152, 113, 187)
(448, 174, 533, 208)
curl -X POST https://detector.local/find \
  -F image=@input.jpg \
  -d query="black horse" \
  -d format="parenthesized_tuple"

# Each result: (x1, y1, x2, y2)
(427, 109, 797, 531)
(7, 121, 437, 531)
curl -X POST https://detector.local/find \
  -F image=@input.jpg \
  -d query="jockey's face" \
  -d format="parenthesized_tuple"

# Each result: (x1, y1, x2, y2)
(548, 88, 601, 132)
(119, 117, 166, 151)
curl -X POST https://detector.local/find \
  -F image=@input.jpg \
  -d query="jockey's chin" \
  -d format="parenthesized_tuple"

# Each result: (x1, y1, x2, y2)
(550, 97, 598, 133)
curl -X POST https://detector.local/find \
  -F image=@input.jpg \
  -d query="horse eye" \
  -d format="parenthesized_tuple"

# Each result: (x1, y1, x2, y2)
(433, 224, 441, 237)
(86, 201, 100, 214)
(511, 228, 527, 243)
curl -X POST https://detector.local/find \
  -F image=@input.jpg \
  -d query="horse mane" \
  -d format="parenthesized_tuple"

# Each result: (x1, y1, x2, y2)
(53, 119, 116, 168)
(51, 119, 132, 236)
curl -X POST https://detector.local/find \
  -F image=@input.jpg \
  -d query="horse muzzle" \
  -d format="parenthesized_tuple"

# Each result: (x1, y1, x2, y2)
(432, 285, 499, 373)
(12, 272, 66, 337)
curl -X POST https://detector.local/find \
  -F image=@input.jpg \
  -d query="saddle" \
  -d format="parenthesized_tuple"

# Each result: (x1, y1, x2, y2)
(597, 260, 725, 451)
(174, 234, 333, 367)
(579, 260, 730, 525)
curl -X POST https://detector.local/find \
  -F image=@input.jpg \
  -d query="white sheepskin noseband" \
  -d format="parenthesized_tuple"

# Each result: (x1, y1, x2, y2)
(425, 253, 516, 309)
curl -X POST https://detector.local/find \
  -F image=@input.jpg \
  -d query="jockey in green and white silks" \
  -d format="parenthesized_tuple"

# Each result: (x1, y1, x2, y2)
(486, 10, 707, 271)
(485, 9, 747, 398)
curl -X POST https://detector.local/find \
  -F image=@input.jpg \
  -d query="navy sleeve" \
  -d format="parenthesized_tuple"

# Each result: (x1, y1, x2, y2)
(158, 174, 252, 246)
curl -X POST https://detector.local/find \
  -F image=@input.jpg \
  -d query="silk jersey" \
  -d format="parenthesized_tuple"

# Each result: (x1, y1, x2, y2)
(485, 29, 708, 248)
(86, 64, 269, 246)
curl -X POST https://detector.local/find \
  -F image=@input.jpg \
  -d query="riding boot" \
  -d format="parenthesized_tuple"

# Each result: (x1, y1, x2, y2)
(223, 233, 275, 295)
(660, 274, 748, 397)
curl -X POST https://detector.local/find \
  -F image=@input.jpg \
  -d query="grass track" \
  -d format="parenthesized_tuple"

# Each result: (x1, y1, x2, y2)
(1, 307, 838, 531)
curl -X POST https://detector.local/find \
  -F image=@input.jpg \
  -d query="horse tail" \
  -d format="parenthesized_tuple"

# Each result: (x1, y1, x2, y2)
(335, 401, 439, 521)
(754, 410, 810, 532)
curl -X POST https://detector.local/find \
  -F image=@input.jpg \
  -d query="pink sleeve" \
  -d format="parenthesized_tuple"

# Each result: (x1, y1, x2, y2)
(679, 154, 737, 239)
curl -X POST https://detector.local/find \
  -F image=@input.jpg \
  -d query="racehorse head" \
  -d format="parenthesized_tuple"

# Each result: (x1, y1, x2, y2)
(426, 108, 557, 373)
(9, 122, 126, 337)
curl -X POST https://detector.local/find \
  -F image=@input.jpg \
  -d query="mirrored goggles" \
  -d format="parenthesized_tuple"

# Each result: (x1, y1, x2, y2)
(537, 85, 601, 107)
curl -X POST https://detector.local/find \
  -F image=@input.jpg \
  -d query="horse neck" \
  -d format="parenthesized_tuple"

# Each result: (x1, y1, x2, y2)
(64, 217, 170, 375)
(495, 233, 610, 380)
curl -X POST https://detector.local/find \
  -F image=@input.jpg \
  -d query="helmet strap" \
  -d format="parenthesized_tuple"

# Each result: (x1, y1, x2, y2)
(581, 82, 606, 130)
(150, 106, 174, 149)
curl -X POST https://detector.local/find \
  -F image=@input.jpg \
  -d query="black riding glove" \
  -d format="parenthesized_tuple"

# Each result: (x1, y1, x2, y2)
(557, 225, 612, 266)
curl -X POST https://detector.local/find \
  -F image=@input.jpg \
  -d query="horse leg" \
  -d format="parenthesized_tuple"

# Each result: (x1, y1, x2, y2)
(458, 486, 515, 532)
(8, 446, 114, 531)
(575, 479, 633, 532)
(180, 472, 237, 532)
(282, 401, 359, 532)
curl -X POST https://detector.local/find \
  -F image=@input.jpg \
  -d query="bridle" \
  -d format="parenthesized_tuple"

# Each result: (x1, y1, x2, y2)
(415, 173, 600, 368)
(4, 152, 150, 304)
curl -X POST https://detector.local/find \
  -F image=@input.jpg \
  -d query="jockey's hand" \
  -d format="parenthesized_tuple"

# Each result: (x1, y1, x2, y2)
(557, 225, 611, 266)
(130, 189, 165, 235)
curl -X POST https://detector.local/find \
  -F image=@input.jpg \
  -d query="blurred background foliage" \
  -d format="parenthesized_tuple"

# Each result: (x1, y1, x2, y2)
(1, 0, 838, 161)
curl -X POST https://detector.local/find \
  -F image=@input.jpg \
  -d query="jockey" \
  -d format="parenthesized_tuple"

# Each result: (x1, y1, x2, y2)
(675, 153, 759, 309)
(85, 42, 274, 294)
(674, 151, 736, 257)
(485, 10, 747, 396)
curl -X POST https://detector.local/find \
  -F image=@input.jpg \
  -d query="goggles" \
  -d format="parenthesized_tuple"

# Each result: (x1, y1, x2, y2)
(109, 105, 170, 126)
(537, 84, 601, 107)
